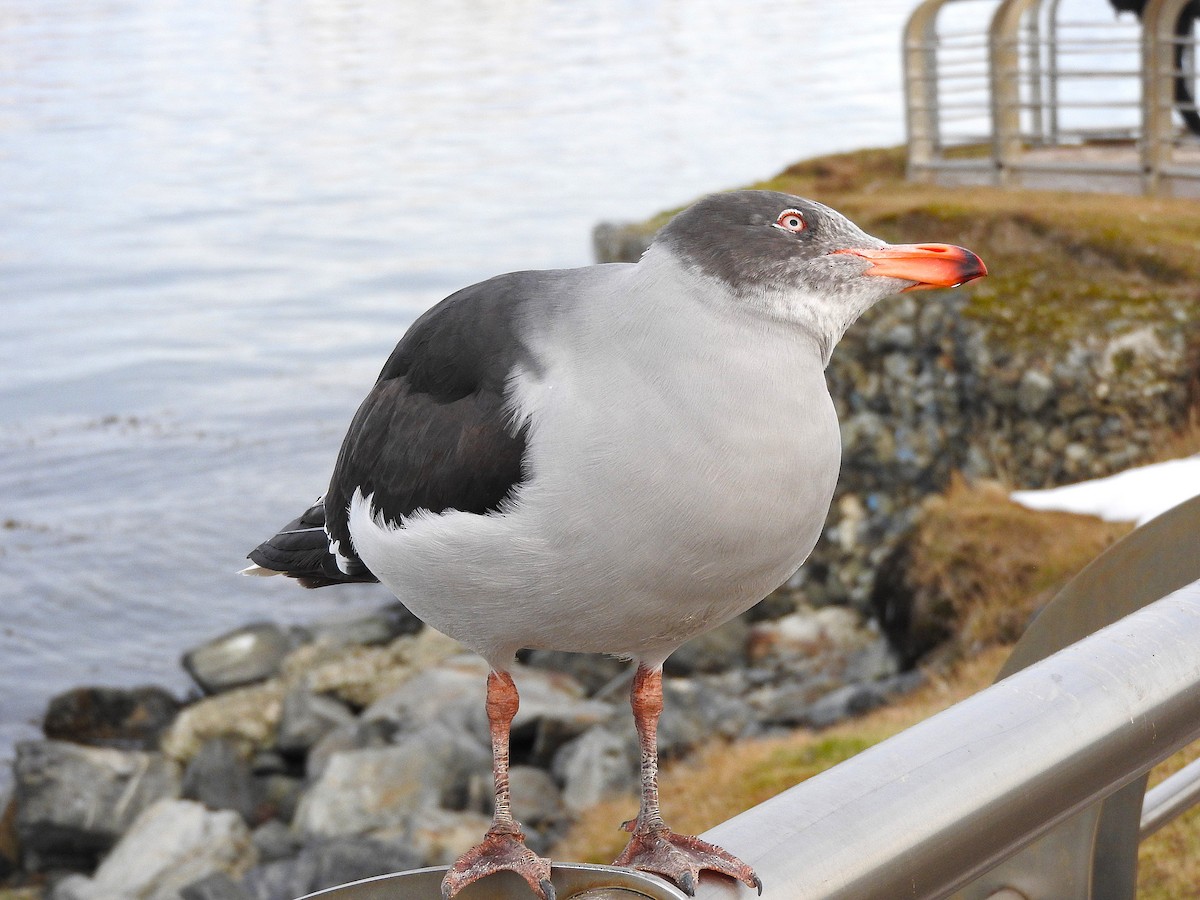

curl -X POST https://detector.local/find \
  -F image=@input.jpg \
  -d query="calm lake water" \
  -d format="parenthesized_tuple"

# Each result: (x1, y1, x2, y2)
(0, 0, 917, 776)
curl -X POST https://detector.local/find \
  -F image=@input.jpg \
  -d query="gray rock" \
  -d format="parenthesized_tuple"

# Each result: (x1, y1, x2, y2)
(663, 615, 750, 676)
(240, 837, 421, 900)
(51, 799, 255, 900)
(881, 669, 927, 698)
(805, 683, 887, 729)
(552, 726, 636, 813)
(248, 751, 290, 776)
(182, 739, 258, 824)
(506, 766, 566, 828)
(363, 659, 611, 767)
(252, 773, 304, 826)
(180, 871, 253, 900)
(250, 820, 302, 863)
(43, 685, 180, 751)
(183, 623, 292, 695)
(657, 678, 754, 758)
(15, 740, 181, 872)
(360, 661, 483, 736)
(746, 679, 835, 727)
(305, 718, 397, 782)
(1017, 368, 1055, 415)
(841, 637, 901, 684)
(293, 725, 488, 838)
(401, 808, 493, 867)
(303, 603, 423, 648)
(523, 650, 629, 696)
(505, 665, 615, 765)
(276, 686, 356, 756)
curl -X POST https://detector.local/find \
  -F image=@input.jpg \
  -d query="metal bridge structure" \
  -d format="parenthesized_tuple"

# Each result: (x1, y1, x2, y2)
(300, 494, 1200, 898)
(904, 0, 1200, 195)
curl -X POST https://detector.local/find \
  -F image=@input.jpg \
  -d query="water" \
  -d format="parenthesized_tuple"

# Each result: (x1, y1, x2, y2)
(0, 0, 915, 776)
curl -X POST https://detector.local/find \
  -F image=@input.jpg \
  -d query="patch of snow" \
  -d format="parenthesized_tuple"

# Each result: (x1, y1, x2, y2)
(1010, 455, 1200, 526)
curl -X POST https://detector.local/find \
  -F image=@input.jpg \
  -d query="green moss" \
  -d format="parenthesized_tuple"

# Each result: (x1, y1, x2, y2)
(739, 735, 874, 794)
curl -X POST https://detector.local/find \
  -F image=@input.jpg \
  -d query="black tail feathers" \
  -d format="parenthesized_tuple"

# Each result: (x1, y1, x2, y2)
(246, 498, 378, 589)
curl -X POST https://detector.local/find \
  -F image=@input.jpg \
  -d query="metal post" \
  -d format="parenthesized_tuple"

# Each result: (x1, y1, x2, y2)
(1046, 0, 1063, 143)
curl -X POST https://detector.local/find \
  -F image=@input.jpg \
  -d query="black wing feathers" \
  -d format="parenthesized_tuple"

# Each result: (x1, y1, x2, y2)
(248, 272, 536, 588)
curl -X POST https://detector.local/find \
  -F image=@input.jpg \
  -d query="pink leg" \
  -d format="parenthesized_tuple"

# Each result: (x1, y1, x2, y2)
(613, 664, 761, 896)
(441, 671, 555, 900)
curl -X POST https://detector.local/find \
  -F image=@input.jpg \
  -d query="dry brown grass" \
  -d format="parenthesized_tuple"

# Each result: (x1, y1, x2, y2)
(907, 477, 1134, 655)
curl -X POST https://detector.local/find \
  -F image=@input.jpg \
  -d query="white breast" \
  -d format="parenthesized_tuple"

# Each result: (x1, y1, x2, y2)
(349, 255, 842, 668)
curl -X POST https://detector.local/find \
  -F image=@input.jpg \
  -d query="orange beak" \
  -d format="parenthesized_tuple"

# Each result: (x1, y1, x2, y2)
(833, 243, 987, 292)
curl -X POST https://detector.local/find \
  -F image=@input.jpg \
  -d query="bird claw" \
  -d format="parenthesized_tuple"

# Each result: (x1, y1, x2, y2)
(440, 825, 555, 900)
(614, 826, 761, 896)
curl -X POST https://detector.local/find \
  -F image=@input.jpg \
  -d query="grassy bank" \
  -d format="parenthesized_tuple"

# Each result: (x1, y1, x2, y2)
(556, 147, 1200, 895)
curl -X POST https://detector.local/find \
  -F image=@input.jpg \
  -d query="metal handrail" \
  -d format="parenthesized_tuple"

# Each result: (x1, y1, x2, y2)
(692, 581, 1200, 899)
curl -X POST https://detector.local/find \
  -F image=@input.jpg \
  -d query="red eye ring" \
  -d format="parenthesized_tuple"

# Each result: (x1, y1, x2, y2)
(774, 209, 806, 233)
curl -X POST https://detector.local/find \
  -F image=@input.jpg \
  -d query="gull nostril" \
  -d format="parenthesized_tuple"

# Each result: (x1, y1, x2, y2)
(919, 245, 948, 253)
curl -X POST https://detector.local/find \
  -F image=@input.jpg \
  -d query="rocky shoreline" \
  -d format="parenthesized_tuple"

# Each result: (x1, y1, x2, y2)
(1, 598, 915, 900)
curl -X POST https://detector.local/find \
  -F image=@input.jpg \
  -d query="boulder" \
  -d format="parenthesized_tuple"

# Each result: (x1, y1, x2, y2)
(42, 685, 180, 750)
(14, 740, 181, 872)
(360, 659, 485, 736)
(280, 628, 464, 710)
(251, 773, 304, 826)
(552, 726, 636, 813)
(161, 682, 286, 764)
(401, 809, 493, 867)
(240, 836, 421, 900)
(663, 615, 751, 676)
(183, 624, 292, 695)
(249, 820, 302, 864)
(51, 799, 255, 900)
(180, 872, 253, 900)
(302, 603, 423, 648)
(276, 686, 356, 756)
(293, 726, 488, 838)
(805, 683, 888, 729)
(522, 650, 628, 696)
(656, 678, 755, 758)
(306, 720, 394, 781)
(362, 658, 612, 766)
(509, 666, 615, 767)
(181, 739, 258, 824)
(506, 766, 566, 830)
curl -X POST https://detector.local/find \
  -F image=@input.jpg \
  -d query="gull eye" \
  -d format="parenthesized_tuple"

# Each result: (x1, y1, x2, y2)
(774, 209, 806, 233)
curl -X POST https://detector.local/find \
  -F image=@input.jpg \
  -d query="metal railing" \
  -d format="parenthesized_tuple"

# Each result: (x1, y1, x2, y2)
(906, 0, 1200, 195)
(693, 581, 1200, 899)
(300, 496, 1200, 899)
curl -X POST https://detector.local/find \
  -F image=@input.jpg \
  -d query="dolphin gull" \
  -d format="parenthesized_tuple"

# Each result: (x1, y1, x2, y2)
(244, 190, 986, 898)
